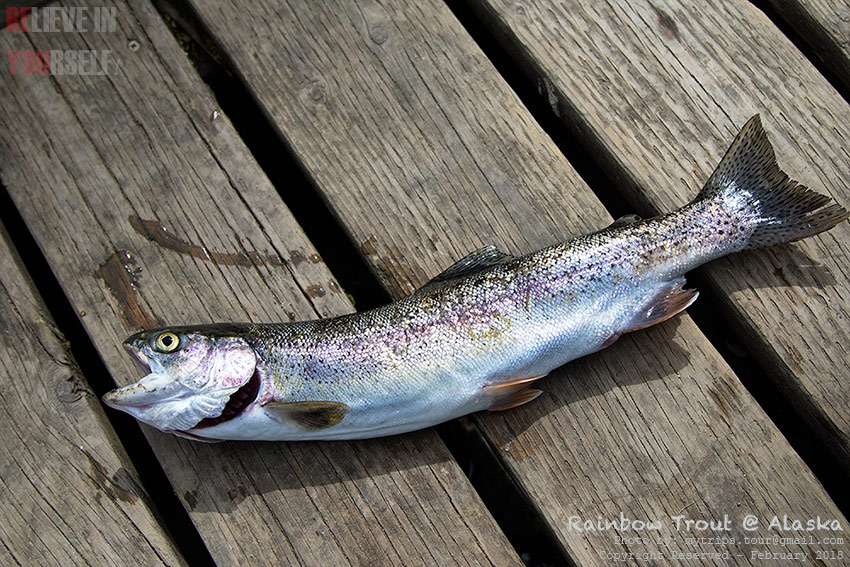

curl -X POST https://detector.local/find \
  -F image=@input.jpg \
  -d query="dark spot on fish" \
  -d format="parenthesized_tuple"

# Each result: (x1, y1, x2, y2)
(650, 3, 680, 41)
(305, 285, 326, 298)
(184, 490, 198, 510)
(128, 215, 284, 267)
(83, 449, 139, 504)
(94, 250, 160, 331)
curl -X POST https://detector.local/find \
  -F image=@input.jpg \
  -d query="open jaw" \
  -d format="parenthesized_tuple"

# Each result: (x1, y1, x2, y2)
(104, 347, 262, 432)
(191, 369, 261, 430)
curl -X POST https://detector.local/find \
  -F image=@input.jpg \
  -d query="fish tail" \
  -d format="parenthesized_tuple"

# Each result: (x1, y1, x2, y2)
(693, 115, 848, 252)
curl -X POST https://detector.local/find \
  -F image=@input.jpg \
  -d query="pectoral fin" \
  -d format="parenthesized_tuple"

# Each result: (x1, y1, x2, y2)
(264, 401, 350, 430)
(172, 430, 223, 443)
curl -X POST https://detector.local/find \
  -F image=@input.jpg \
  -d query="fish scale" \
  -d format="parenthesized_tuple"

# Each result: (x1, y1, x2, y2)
(103, 116, 848, 441)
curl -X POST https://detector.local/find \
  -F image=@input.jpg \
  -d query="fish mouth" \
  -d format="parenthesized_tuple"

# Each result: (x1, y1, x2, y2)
(191, 369, 261, 430)
(124, 341, 152, 371)
(106, 342, 260, 432)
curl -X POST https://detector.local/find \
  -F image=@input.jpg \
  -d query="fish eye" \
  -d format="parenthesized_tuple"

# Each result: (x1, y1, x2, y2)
(153, 331, 181, 353)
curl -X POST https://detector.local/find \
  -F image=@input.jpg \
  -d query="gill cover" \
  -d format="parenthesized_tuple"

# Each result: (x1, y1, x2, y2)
(103, 330, 256, 432)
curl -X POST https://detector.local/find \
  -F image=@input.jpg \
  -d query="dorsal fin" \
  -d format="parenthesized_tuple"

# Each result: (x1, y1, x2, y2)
(608, 214, 642, 228)
(419, 245, 514, 290)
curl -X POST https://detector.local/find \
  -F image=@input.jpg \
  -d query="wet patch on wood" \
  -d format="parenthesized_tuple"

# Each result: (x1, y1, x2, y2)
(305, 284, 326, 298)
(707, 376, 741, 420)
(649, 4, 681, 42)
(129, 215, 285, 267)
(359, 236, 429, 296)
(499, 436, 533, 463)
(183, 490, 199, 510)
(289, 249, 323, 266)
(83, 449, 139, 504)
(94, 250, 160, 331)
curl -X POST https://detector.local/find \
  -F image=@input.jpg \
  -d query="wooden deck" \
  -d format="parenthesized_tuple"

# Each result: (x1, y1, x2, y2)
(1, 0, 848, 565)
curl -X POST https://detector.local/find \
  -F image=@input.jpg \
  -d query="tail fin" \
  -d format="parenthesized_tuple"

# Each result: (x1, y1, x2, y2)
(695, 115, 848, 250)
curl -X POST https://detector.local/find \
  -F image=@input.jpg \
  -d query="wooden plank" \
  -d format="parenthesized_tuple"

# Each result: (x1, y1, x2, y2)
(0, 225, 187, 566)
(464, 0, 850, 479)
(0, 1, 521, 565)
(763, 0, 850, 93)
(183, 0, 849, 564)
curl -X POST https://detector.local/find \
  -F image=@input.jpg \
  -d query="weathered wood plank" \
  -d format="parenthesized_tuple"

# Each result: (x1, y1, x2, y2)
(465, 0, 850, 478)
(0, 225, 187, 566)
(184, 0, 848, 564)
(764, 0, 850, 93)
(0, 1, 521, 565)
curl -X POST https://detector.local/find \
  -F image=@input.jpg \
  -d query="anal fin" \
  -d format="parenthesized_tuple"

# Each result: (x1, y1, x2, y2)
(600, 333, 620, 349)
(488, 388, 543, 412)
(625, 282, 698, 333)
(484, 374, 547, 411)
(482, 374, 547, 397)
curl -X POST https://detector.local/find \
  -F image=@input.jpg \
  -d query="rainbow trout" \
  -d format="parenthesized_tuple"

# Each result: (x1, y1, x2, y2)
(103, 116, 847, 441)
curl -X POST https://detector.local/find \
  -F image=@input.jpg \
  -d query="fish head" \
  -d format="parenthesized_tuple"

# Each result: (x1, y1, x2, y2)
(103, 327, 258, 432)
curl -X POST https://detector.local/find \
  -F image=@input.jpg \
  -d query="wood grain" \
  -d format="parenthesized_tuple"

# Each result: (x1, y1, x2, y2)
(0, 225, 187, 566)
(467, 0, 850, 479)
(0, 1, 520, 565)
(765, 0, 850, 93)
(184, 0, 848, 563)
